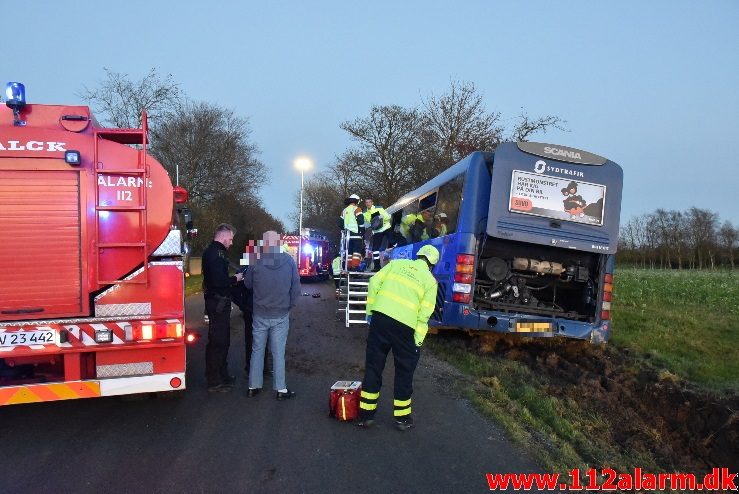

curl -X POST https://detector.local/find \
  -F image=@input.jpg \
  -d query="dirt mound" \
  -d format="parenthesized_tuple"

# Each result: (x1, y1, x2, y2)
(471, 334, 739, 472)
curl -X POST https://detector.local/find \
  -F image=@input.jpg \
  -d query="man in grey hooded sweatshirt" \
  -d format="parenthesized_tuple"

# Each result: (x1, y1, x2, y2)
(244, 230, 301, 400)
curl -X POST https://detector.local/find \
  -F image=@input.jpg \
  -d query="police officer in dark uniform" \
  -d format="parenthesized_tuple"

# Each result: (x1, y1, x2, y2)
(203, 223, 242, 392)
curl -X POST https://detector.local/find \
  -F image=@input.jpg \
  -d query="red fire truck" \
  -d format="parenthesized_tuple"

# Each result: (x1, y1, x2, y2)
(0, 82, 188, 406)
(281, 229, 331, 280)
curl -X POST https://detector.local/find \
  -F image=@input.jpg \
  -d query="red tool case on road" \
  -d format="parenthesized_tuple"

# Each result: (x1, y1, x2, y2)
(329, 381, 362, 421)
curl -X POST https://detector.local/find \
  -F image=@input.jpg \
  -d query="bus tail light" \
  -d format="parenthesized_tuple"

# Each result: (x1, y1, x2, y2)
(452, 282, 471, 293)
(600, 273, 614, 321)
(454, 273, 472, 283)
(603, 273, 614, 294)
(453, 254, 475, 305)
(456, 254, 475, 264)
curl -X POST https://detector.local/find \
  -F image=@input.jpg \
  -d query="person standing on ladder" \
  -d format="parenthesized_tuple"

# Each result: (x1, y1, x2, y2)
(339, 194, 364, 270)
(357, 245, 440, 430)
(331, 252, 342, 295)
(363, 197, 392, 272)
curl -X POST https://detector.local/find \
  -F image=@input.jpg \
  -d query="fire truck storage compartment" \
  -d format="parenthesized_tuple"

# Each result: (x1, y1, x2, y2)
(0, 167, 84, 319)
(473, 237, 602, 321)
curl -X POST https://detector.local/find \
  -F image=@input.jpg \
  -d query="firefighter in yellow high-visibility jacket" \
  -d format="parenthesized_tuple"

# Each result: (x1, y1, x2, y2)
(357, 244, 439, 430)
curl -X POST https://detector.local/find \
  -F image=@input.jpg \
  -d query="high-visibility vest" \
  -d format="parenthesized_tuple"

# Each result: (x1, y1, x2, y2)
(341, 205, 361, 233)
(366, 259, 437, 346)
(399, 214, 417, 240)
(332, 256, 342, 276)
(399, 214, 429, 242)
(363, 205, 391, 233)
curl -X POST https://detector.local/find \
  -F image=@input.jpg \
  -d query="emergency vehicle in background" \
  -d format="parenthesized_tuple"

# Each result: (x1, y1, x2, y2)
(281, 229, 331, 280)
(0, 82, 189, 406)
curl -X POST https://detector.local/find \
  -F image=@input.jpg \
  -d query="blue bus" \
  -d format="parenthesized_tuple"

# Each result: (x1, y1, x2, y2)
(384, 142, 623, 343)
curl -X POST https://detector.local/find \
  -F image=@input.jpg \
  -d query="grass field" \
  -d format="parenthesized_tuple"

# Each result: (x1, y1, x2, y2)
(611, 268, 739, 390)
(427, 267, 739, 474)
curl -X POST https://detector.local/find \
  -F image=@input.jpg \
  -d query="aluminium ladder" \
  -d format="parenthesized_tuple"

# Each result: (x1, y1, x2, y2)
(337, 229, 374, 327)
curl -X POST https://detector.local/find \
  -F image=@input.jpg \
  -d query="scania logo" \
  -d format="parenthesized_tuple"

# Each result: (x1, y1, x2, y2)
(534, 160, 546, 174)
(0, 140, 67, 152)
(544, 146, 582, 160)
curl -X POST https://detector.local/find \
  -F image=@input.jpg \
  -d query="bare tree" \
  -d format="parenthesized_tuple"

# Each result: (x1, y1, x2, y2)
(686, 207, 719, 269)
(340, 105, 426, 206)
(151, 101, 268, 255)
(298, 81, 567, 233)
(507, 111, 567, 142)
(620, 215, 649, 267)
(151, 101, 266, 206)
(79, 68, 183, 129)
(652, 209, 687, 268)
(421, 80, 504, 171)
(290, 172, 345, 245)
(718, 221, 738, 269)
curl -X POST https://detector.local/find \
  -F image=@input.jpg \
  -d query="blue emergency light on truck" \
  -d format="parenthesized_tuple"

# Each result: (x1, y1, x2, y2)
(384, 142, 622, 343)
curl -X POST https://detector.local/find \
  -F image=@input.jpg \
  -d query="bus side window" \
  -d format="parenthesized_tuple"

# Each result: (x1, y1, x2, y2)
(399, 200, 420, 243)
(390, 210, 407, 247)
(434, 173, 464, 235)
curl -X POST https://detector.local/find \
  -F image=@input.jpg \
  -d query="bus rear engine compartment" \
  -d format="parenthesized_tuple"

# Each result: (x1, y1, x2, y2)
(473, 240, 601, 321)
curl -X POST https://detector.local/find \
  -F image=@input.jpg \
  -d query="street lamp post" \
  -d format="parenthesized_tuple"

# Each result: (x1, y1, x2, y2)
(294, 157, 313, 268)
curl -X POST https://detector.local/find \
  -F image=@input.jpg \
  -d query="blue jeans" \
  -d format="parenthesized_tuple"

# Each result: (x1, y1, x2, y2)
(249, 313, 290, 391)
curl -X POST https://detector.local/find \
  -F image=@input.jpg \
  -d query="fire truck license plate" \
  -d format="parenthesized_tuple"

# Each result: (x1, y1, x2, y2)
(0, 330, 56, 347)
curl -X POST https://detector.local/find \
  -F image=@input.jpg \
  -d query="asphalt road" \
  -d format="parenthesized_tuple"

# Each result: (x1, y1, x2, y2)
(0, 281, 542, 493)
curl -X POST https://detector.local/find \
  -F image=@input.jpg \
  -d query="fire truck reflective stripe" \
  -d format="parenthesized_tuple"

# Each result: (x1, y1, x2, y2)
(0, 381, 101, 406)
(99, 372, 186, 397)
(66, 325, 81, 342)
(80, 331, 98, 346)
(0, 320, 183, 353)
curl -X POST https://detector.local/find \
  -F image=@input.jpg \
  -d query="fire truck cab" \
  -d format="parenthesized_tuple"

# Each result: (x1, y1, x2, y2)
(281, 229, 331, 281)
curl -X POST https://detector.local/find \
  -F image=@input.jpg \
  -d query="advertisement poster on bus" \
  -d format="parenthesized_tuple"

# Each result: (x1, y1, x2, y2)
(509, 170, 606, 226)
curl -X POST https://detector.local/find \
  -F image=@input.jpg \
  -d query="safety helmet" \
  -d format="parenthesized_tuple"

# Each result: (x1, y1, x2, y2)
(417, 245, 440, 265)
(436, 212, 448, 219)
(348, 194, 360, 201)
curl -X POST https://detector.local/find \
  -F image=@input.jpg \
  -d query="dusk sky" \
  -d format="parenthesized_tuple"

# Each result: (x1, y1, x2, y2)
(5, 1, 738, 227)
